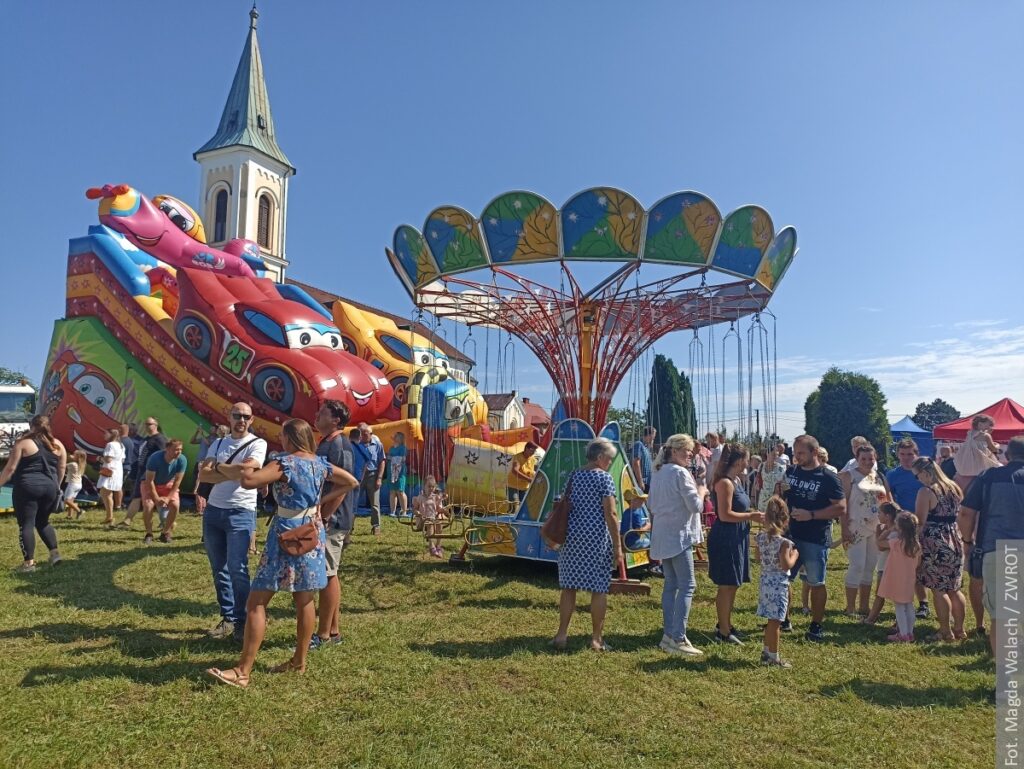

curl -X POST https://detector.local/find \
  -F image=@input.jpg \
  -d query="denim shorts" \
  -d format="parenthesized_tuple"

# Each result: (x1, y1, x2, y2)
(791, 539, 830, 587)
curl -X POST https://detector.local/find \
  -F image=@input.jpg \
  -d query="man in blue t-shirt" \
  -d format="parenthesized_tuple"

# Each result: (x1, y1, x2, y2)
(630, 426, 656, 492)
(783, 434, 845, 643)
(142, 439, 188, 544)
(886, 437, 929, 618)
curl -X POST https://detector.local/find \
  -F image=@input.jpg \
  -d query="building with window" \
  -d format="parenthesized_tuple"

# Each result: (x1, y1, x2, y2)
(194, 7, 294, 282)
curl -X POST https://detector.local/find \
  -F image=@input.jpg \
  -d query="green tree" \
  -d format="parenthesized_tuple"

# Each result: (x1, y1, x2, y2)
(804, 367, 890, 467)
(647, 354, 686, 441)
(607, 406, 646, 445)
(678, 369, 698, 437)
(911, 398, 960, 431)
(0, 367, 33, 387)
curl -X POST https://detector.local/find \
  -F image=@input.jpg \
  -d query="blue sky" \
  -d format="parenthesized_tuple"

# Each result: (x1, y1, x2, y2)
(2, 1, 1022, 439)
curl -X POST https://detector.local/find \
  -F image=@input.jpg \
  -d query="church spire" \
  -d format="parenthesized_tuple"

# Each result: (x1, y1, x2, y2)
(194, 7, 294, 172)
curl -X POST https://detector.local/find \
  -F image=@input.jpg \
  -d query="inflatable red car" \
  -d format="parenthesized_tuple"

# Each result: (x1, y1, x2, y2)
(41, 350, 123, 459)
(173, 268, 392, 423)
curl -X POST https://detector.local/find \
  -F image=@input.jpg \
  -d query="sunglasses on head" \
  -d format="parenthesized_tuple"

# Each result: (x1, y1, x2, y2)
(231, 412, 253, 420)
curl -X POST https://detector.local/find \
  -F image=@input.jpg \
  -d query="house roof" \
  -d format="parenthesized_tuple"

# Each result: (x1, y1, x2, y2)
(483, 393, 518, 411)
(522, 400, 551, 426)
(194, 8, 294, 172)
(286, 277, 474, 365)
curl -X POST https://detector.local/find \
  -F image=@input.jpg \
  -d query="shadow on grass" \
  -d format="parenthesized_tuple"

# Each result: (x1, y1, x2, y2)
(0, 620, 299, 659)
(11, 544, 232, 618)
(19, 661, 213, 688)
(820, 677, 992, 708)
(638, 655, 753, 673)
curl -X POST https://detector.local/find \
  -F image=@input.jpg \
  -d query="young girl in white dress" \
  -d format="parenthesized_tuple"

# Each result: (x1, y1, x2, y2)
(756, 496, 799, 668)
(953, 415, 1001, 489)
(412, 475, 447, 558)
(63, 449, 87, 519)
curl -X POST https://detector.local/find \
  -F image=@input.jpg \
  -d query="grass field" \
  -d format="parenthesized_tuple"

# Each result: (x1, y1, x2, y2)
(0, 511, 994, 769)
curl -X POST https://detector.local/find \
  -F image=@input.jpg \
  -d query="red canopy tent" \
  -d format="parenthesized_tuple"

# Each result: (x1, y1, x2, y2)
(932, 398, 1024, 443)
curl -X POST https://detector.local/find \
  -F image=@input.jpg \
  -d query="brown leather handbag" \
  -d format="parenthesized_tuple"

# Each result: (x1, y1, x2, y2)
(277, 513, 319, 557)
(541, 472, 575, 550)
(276, 464, 326, 557)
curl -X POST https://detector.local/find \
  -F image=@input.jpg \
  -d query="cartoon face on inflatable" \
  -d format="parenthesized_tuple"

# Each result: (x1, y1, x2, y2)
(41, 350, 122, 458)
(174, 268, 392, 423)
(85, 184, 256, 277)
(152, 195, 206, 243)
(422, 378, 475, 432)
(331, 299, 451, 416)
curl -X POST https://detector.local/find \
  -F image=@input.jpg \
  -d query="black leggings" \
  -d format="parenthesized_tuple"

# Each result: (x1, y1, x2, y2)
(13, 484, 59, 562)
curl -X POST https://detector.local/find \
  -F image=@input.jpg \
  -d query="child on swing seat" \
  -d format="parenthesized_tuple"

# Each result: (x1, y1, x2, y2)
(413, 475, 447, 558)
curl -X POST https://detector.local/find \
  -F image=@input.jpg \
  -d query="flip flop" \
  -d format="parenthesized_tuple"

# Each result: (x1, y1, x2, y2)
(206, 667, 249, 689)
(590, 641, 612, 652)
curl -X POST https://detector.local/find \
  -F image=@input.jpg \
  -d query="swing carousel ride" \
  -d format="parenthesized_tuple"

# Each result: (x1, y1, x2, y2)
(386, 186, 797, 567)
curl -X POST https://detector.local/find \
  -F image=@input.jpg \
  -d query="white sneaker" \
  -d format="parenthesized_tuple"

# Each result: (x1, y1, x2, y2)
(658, 635, 679, 653)
(674, 637, 704, 656)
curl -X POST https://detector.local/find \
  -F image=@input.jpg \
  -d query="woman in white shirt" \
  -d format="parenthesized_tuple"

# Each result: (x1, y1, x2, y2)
(648, 433, 706, 657)
(97, 428, 125, 525)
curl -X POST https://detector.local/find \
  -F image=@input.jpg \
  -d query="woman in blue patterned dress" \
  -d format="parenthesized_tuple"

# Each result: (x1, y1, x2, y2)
(207, 419, 357, 688)
(552, 437, 624, 652)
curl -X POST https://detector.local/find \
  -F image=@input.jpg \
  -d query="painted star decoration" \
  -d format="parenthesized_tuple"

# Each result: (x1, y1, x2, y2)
(464, 451, 479, 465)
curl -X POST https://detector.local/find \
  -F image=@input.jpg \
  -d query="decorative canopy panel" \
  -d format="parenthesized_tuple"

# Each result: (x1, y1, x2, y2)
(386, 187, 797, 428)
(388, 186, 798, 295)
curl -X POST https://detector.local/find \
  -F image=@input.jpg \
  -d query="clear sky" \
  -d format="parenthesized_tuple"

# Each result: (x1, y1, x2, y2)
(2, 1, 1022, 439)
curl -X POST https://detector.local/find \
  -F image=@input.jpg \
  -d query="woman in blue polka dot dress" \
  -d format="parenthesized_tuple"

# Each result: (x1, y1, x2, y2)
(552, 437, 624, 652)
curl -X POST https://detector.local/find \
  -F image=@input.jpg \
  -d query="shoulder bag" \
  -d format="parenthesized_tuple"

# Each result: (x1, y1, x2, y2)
(277, 460, 328, 557)
(196, 436, 258, 499)
(541, 471, 575, 550)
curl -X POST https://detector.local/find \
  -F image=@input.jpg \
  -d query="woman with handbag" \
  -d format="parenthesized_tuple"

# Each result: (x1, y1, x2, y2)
(206, 418, 357, 688)
(0, 415, 66, 572)
(551, 437, 624, 652)
(97, 427, 125, 525)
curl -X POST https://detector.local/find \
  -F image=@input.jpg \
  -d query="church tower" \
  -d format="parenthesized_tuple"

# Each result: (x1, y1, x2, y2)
(194, 7, 294, 282)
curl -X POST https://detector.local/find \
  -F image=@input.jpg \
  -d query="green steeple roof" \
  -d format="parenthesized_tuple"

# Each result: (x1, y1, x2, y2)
(194, 7, 294, 173)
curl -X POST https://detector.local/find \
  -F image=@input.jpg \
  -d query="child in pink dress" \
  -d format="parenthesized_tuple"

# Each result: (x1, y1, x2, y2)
(877, 512, 922, 642)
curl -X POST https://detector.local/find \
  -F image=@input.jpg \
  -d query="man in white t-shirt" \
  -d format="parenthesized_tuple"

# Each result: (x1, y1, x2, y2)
(705, 433, 723, 481)
(197, 402, 267, 642)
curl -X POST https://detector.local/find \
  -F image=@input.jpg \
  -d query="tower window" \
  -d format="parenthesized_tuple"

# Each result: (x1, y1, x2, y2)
(214, 189, 228, 242)
(257, 194, 272, 249)
(257, 115, 266, 130)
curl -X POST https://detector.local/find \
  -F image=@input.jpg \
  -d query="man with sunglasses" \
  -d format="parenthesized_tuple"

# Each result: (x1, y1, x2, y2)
(197, 403, 266, 642)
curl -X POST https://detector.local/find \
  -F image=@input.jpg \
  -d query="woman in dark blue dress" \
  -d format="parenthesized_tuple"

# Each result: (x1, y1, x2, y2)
(707, 444, 764, 644)
(552, 437, 624, 652)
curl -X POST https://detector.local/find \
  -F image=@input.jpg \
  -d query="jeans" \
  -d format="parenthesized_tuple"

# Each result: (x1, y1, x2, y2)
(203, 505, 256, 628)
(661, 547, 696, 641)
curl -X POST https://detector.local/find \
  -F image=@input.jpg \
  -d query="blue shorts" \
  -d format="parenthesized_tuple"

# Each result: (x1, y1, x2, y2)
(790, 539, 830, 587)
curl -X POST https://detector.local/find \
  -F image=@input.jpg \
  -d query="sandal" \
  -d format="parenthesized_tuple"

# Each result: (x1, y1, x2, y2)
(206, 667, 250, 689)
(952, 630, 968, 641)
(590, 641, 612, 652)
(269, 658, 306, 674)
(927, 631, 954, 643)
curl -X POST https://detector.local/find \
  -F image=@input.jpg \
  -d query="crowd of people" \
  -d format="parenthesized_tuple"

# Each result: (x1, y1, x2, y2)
(3, 401, 1022, 679)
